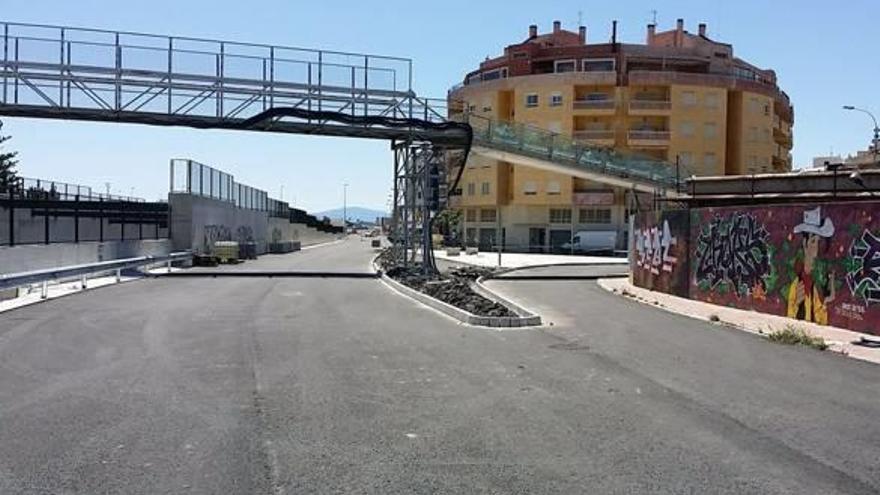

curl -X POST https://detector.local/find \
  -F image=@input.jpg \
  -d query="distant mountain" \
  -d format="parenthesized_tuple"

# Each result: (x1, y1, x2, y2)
(313, 206, 388, 223)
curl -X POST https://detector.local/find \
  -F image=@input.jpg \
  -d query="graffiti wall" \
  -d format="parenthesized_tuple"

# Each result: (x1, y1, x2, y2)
(631, 210, 690, 297)
(689, 202, 880, 335)
(629, 201, 880, 335)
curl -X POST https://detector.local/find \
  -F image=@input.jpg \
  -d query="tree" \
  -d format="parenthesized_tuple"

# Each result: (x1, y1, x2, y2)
(0, 120, 18, 194)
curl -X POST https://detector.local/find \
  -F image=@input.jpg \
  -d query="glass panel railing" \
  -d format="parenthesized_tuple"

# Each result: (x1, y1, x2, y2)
(463, 113, 686, 190)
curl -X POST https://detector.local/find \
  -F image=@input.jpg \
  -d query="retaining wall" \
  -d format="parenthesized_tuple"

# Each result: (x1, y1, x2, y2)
(0, 239, 172, 274)
(170, 193, 269, 254)
(632, 200, 880, 336)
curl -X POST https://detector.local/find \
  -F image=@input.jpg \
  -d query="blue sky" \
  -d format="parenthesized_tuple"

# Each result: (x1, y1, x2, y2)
(2, 0, 878, 210)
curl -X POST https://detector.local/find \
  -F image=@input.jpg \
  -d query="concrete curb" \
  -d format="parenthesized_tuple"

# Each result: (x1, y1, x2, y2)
(372, 257, 542, 329)
(487, 261, 629, 278)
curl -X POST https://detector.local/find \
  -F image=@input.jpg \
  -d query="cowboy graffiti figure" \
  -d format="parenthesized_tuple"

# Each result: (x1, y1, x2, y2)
(786, 206, 837, 324)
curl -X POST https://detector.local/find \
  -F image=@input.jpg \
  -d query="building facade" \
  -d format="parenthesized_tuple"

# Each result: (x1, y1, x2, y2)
(448, 19, 794, 252)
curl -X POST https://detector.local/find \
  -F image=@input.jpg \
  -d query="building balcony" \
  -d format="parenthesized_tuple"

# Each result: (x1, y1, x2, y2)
(628, 98, 672, 115)
(627, 129, 671, 146)
(573, 129, 615, 146)
(572, 98, 616, 114)
(773, 127, 792, 148)
(772, 155, 789, 170)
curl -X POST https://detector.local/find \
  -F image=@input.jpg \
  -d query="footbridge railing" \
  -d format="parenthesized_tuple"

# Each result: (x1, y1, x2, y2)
(461, 113, 688, 192)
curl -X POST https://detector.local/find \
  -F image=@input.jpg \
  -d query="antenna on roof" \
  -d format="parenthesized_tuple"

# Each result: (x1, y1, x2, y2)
(578, 10, 583, 26)
(651, 9, 658, 24)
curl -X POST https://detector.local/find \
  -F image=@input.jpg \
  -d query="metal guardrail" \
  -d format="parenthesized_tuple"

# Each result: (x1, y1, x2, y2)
(0, 251, 191, 297)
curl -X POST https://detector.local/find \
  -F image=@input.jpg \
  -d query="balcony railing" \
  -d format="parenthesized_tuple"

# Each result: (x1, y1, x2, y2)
(574, 130, 615, 141)
(628, 130, 671, 141)
(773, 127, 792, 147)
(572, 98, 615, 110)
(629, 99, 672, 112)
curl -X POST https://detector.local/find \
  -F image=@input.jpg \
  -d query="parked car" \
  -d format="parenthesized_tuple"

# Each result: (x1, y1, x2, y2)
(561, 230, 617, 253)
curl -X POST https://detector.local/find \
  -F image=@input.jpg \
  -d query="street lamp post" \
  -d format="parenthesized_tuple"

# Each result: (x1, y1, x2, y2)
(842, 105, 880, 167)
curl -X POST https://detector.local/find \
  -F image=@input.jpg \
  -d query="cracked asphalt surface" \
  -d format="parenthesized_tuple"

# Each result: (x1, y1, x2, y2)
(1, 237, 879, 494)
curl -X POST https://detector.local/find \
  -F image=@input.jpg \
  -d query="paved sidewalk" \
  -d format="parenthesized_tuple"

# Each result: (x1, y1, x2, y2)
(599, 277, 880, 365)
(434, 249, 627, 269)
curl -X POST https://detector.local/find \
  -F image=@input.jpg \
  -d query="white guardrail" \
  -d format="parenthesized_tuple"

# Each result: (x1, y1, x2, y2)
(0, 252, 192, 298)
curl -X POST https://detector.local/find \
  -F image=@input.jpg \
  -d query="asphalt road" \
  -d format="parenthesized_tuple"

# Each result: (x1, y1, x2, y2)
(1, 244, 879, 494)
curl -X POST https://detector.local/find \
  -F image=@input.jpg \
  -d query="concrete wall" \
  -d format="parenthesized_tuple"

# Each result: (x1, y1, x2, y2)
(170, 193, 269, 255)
(289, 222, 338, 246)
(170, 193, 338, 254)
(0, 239, 172, 274)
(632, 200, 880, 336)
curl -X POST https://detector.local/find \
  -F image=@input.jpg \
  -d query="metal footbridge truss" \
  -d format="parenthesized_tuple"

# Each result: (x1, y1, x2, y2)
(0, 21, 467, 145)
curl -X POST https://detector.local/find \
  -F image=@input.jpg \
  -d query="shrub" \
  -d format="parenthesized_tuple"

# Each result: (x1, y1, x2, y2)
(767, 325, 828, 351)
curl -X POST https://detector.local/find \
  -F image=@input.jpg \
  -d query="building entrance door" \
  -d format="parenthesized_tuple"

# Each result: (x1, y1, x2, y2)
(528, 228, 546, 253)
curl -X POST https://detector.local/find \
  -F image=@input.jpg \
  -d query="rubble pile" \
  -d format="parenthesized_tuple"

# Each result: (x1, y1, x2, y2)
(378, 249, 514, 317)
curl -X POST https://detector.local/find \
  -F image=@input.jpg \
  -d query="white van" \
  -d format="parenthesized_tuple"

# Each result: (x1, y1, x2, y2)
(561, 230, 618, 253)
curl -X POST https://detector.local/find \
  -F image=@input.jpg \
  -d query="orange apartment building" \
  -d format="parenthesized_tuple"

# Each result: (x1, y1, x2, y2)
(448, 19, 794, 252)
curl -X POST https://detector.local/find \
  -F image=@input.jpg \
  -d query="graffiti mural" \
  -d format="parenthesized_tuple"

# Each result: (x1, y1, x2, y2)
(694, 212, 770, 298)
(846, 229, 880, 305)
(631, 210, 690, 297)
(684, 202, 880, 335)
(631, 201, 880, 335)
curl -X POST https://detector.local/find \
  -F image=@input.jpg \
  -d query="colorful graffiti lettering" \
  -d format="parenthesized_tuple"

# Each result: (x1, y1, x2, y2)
(635, 220, 678, 275)
(846, 229, 880, 305)
(694, 212, 770, 295)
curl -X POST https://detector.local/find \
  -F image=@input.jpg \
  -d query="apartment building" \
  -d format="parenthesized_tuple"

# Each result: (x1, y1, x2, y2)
(448, 19, 794, 252)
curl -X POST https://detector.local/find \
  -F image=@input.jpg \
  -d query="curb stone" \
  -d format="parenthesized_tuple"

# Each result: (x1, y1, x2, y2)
(372, 258, 542, 328)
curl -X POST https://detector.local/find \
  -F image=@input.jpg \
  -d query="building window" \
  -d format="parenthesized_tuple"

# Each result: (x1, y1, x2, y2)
(682, 91, 697, 107)
(704, 122, 718, 139)
(523, 181, 538, 195)
(481, 182, 490, 195)
(763, 127, 771, 143)
(481, 67, 508, 81)
(705, 92, 720, 109)
(579, 208, 612, 224)
(549, 93, 563, 107)
(465, 209, 476, 222)
(547, 181, 561, 195)
(749, 97, 760, 114)
(554, 59, 576, 73)
(703, 152, 717, 170)
(678, 152, 694, 167)
(525, 93, 539, 108)
(680, 121, 695, 137)
(480, 208, 497, 223)
(466, 228, 477, 244)
(582, 58, 615, 72)
(513, 52, 528, 59)
(549, 208, 572, 223)
(467, 182, 475, 195)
